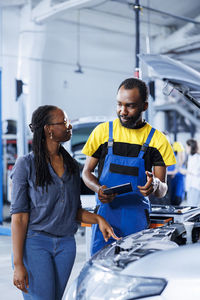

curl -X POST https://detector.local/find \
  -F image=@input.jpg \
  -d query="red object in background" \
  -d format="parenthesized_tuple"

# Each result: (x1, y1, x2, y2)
(134, 68, 141, 79)
(150, 216, 173, 228)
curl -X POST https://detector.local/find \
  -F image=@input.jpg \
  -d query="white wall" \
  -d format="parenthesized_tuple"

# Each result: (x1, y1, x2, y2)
(1, 4, 138, 125)
(1, 7, 20, 122)
(34, 19, 133, 121)
(3, 2, 196, 138)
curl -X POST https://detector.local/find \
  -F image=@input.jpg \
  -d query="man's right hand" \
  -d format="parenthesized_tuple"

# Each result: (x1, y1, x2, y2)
(98, 185, 117, 203)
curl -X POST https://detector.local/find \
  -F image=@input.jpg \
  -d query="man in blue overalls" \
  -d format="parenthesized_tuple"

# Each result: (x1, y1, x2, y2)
(82, 78, 176, 255)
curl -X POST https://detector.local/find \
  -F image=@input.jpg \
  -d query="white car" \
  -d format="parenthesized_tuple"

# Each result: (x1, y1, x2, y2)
(65, 116, 111, 164)
(64, 116, 112, 194)
(65, 222, 200, 300)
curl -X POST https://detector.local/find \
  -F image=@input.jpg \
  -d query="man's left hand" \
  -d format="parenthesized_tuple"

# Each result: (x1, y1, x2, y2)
(137, 171, 154, 196)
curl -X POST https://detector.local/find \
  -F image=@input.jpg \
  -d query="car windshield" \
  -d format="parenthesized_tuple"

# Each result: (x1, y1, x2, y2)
(71, 123, 100, 151)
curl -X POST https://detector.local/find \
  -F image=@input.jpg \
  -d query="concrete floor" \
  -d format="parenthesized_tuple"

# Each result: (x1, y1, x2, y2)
(0, 225, 87, 300)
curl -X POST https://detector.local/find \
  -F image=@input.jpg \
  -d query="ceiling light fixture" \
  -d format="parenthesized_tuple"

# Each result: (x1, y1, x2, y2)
(75, 10, 83, 74)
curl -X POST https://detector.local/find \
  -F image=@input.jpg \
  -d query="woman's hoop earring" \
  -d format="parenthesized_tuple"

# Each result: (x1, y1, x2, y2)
(49, 132, 53, 139)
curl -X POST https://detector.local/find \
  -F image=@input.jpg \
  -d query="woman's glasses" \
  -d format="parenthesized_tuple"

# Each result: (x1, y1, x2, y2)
(48, 120, 70, 128)
(29, 120, 71, 132)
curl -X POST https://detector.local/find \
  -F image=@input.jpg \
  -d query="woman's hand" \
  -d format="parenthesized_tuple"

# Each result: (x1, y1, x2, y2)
(13, 264, 29, 293)
(97, 215, 121, 242)
(76, 208, 121, 242)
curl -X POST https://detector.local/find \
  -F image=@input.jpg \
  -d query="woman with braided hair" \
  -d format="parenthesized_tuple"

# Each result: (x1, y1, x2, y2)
(10, 105, 119, 300)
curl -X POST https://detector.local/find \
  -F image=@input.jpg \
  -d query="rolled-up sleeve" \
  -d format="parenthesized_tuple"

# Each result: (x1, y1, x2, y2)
(10, 156, 30, 215)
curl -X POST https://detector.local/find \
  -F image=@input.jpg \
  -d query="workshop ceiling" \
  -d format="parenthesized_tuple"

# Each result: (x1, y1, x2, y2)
(1, 0, 200, 70)
(1, 0, 200, 28)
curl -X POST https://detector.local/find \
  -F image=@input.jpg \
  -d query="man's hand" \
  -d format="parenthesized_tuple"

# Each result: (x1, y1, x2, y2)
(13, 264, 29, 293)
(97, 215, 121, 242)
(137, 171, 154, 197)
(98, 185, 117, 203)
(138, 170, 167, 198)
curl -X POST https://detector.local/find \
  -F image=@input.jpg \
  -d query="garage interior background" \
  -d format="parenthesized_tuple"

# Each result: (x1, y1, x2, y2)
(1, 0, 200, 128)
(0, 0, 200, 213)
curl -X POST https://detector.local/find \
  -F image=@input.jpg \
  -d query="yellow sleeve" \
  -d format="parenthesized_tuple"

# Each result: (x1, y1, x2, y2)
(152, 131, 176, 166)
(173, 141, 184, 152)
(82, 122, 109, 157)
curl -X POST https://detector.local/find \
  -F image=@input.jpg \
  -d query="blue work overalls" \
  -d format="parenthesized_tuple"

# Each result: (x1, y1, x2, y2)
(91, 122, 155, 255)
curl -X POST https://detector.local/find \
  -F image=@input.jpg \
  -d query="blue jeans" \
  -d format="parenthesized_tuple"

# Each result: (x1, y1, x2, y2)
(22, 230, 76, 300)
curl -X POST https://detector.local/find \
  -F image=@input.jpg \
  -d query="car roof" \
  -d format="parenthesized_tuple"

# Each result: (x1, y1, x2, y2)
(71, 116, 114, 129)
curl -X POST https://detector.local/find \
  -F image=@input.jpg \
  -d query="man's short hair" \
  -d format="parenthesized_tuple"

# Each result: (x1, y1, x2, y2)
(118, 78, 148, 103)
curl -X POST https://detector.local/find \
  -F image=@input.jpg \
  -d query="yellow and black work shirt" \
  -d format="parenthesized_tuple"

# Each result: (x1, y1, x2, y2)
(82, 118, 176, 179)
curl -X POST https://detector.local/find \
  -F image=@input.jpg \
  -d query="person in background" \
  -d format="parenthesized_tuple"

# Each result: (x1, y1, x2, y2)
(10, 105, 119, 300)
(167, 141, 186, 206)
(82, 78, 176, 255)
(180, 139, 200, 206)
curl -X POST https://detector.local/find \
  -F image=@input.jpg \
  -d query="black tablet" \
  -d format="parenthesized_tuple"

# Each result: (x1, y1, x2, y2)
(103, 182, 133, 195)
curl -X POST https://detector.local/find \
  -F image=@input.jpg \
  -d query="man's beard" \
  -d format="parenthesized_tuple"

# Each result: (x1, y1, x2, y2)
(118, 113, 141, 129)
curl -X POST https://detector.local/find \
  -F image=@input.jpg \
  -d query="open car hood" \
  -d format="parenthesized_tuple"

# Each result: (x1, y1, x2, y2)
(139, 54, 200, 109)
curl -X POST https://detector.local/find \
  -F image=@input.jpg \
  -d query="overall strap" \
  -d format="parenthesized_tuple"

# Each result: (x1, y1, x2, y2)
(138, 127, 156, 158)
(108, 121, 113, 155)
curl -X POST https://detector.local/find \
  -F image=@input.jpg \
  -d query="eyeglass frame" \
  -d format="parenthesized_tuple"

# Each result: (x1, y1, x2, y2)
(47, 120, 70, 127)
(29, 120, 70, 132)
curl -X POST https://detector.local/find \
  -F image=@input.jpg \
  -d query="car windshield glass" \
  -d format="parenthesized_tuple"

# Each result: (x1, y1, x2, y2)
(71, 123, 99, 151)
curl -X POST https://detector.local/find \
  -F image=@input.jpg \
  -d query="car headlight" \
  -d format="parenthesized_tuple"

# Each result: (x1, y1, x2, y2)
(65, 278, 78, 300)
(73, 263, 167, 300)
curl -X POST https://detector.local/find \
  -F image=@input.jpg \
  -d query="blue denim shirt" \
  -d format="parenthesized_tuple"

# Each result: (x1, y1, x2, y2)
(10, 152, 82, 236)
